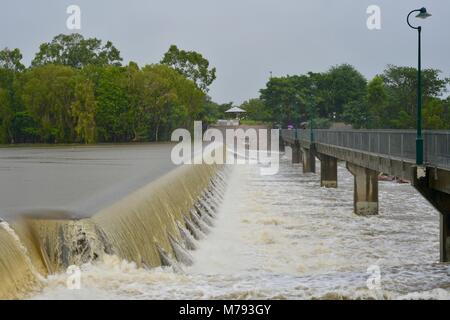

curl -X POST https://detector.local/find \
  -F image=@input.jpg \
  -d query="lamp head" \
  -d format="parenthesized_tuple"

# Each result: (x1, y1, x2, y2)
(416, 7, 432, 19)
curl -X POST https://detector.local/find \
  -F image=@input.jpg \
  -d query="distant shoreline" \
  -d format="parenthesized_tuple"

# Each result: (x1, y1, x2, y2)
(0, 141, 178, 149)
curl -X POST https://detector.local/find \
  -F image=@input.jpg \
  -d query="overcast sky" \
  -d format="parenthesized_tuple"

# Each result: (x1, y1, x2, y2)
(0, 0, 448, 104)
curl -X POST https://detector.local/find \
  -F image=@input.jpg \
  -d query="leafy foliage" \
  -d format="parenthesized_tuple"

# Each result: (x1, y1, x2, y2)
(2, 34, 450, 146)
(381, 65, 449, 129)
(32, 34, 122, 68)
(240, 99, 272, 123)
(0, 48, 25, 72)
(255, 64, 449, 130)
(161, 45, 216, 92)
(0, 35, 210, 144)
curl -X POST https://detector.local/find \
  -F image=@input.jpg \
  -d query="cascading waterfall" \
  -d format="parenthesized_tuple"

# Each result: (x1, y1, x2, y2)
(0, 221, 43, 299)
(177, 221, 198, 250)
(92, 163, 228, 268)
(11, 216, 112, 275)
(0, 162, 229, 299)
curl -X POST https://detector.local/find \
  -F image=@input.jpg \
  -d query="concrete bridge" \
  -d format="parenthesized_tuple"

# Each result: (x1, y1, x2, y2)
(281, 129, 450, 263)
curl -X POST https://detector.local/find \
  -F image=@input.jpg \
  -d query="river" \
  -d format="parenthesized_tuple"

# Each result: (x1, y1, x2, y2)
(25, 154, 450, 300)
(0, 144, 176, 218)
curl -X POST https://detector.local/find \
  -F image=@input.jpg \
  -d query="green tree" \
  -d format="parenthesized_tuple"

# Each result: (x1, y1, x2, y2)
(240, 98, 272, 122)
(32, 33, 122, 68)
(0, 48, 25, 72)
(140, 64, 204, 141)
(10, 111, 39, 143)
(342, 100, 368, 129)
(71, 77, 97, 143)
(1, 35, 215, 145)
(305, 72, 330, 119)
(0, 87, 12, 143)
(21, 65, 78, 142)
(366, 75, 388, 128)
(260, 76, 302, 127)
(123, 62, 148, 141)
(444, 96, 450, 127)
(382, 65, 449, 129)
(259, 66, 367, 127)
(198, 96, 222, 125)
(0, 70, 14, 143)
(0, 61, 24, 143)
(172, 67, 205, 128)
(83, 65, 130, 142)
(325, 64, 367, 121)
(161, 45, 216, 92)
(423, 98, 448, 130)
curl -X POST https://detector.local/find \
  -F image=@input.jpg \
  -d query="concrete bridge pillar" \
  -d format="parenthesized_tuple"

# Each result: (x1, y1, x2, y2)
(302, 147, 316, 173)
(279, 135, 285, 152)
(292, 142, 301, 164)
(413, 168, 450, 262)
(346, 162, 379, 215)
(441, 213, 450, 262)
(318, 154, 338, 188)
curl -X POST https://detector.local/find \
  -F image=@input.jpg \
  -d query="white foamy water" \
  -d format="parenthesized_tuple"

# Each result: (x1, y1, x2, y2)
(31, 159, 450, 300)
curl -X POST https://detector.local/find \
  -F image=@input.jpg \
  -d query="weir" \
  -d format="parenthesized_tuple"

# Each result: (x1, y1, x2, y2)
(92, 164, 221, 268)
(0, 223, 42, 299)
(0, 162, 227, 299)
(11, 216, 110, 275)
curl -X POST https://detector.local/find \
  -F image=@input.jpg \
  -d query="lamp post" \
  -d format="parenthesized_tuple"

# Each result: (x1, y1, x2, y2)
(407, 7, 432, 166)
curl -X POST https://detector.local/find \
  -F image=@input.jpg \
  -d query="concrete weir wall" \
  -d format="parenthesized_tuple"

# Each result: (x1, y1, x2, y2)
(0, 162, 224, 299)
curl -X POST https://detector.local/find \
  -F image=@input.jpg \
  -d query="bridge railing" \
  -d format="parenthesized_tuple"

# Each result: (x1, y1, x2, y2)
(313, 129, 417, 160)
(280, 129, 310, 142)
(424, 131, 450, 169)
(281, 129, 450, 169)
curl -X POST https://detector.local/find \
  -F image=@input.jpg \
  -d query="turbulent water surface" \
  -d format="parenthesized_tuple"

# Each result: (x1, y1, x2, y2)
(30, 157, 450, 300)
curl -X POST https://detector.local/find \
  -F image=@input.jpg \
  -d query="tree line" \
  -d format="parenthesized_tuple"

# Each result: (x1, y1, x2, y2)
(240, 64, 450, 130)
(2, 33, 450, 145)
(0, 34, 219, 144)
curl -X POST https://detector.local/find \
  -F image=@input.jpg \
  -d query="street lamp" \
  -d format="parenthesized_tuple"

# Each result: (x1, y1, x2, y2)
(407, 7, 432, 166)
